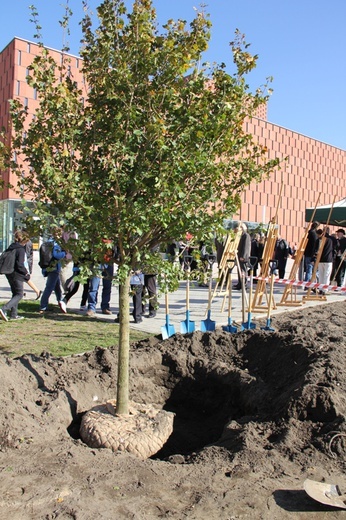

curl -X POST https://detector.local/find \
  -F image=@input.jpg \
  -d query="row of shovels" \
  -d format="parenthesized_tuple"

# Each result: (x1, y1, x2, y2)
(161, 255, 278, 339)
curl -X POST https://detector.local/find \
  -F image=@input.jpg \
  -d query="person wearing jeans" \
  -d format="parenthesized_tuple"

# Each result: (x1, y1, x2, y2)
(304, 221, 320, 283)
(39, 227, 67, 314)
(86, 273, 101, 317)
(85, 263, 114, 317)
(40, 270, 63, 312)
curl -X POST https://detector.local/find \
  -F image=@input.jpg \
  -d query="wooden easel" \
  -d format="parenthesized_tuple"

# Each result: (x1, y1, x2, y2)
(221, 252, 249, 312)
(251, 183, 283, 312)
(212, 229, 241, 298)
(278, 194, 321, 306)
(303, 196, 336, 302)
(251, 217, 279, 312)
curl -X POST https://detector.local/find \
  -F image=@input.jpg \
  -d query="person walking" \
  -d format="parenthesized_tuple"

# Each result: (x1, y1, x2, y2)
(61, 263, 89, 309)
(39, 227, 67, 314)
(0, 230, 30, 321)
(85, 240, 115, 317)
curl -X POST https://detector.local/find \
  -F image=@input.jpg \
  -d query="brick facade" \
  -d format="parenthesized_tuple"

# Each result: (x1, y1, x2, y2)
(238, 119, 345, 244)
(0, 37, 345, 249)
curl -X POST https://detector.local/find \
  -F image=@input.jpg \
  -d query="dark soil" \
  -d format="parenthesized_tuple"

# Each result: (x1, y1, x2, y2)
(1, 301, 346, 519)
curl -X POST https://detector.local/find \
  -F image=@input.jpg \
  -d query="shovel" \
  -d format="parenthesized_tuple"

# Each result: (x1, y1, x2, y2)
(223, 259, 237, 333)
(200, 254, 216, 332)
(161, 290, 175, 340)
(261, 260, 277, 331)
(304, 479, 346, 509)
(242, 256, 258, 330)
(180, 256, 195, 334)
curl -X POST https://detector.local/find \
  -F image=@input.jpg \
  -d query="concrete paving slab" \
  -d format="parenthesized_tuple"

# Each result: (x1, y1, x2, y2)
(0, 253, 344, 337)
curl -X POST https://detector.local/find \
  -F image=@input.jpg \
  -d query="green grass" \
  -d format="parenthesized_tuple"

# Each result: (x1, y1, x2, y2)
(0, 300, 150, 358)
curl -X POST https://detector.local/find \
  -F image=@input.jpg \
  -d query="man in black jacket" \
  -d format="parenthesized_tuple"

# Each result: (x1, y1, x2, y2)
(304, 221, 320, 282)
(274, 235, 291, 279)
(0, 230, 30, 321)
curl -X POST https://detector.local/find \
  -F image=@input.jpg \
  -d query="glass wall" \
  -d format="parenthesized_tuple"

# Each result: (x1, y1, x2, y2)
(0, 199, 36, 252)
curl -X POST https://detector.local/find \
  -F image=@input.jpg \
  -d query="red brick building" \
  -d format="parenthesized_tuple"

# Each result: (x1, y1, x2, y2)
(239, 118, 345, 244)
(0, 37, 345, 250)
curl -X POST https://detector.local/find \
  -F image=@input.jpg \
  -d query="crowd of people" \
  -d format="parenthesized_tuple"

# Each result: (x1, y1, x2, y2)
(0, 226, 158, 323)
(0, 222, 345, 322)
(304, 222, 346, 294)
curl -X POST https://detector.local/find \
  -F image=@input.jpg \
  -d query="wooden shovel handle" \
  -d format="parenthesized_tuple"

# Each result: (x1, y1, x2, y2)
(165, 291, 169, 315)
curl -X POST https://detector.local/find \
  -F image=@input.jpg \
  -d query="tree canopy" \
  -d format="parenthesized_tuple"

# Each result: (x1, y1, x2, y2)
(8, 0, 281, 413)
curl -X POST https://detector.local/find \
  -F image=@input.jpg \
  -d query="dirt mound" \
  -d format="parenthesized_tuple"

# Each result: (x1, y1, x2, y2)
(1, 301, 346, 519)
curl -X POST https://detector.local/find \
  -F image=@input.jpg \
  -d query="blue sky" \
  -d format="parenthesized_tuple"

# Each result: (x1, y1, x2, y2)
(1, 0, 345, 150)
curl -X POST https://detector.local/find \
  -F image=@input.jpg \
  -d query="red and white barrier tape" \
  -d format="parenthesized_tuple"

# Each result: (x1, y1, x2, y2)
(254, 276, 346, 293)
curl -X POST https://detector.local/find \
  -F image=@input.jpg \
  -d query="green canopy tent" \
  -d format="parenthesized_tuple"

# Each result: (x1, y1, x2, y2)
(305, 197, 346, 227)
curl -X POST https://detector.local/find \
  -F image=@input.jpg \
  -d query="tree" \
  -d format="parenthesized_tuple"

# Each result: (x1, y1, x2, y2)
(9, 0, 280, 416)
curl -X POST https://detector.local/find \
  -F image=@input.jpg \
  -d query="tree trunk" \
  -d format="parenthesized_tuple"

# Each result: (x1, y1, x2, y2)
(116, 275, 131, 415)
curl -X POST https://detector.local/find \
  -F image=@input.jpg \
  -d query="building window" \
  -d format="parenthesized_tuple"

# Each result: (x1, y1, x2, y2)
(26, 68, 30, 81)
(18, 50, 22, 66)
(76, 58, 79, 68)
(24, 98, 29, 108)
(27, 42, 31, 53)
(33, 88, 37, 100)
(16, 80, 20, 95)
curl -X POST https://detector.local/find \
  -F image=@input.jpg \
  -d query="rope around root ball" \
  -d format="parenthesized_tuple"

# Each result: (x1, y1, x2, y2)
(80, 400, 175, 460)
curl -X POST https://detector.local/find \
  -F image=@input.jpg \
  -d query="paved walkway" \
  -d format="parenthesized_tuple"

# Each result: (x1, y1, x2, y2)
(1, 254, 344, 336)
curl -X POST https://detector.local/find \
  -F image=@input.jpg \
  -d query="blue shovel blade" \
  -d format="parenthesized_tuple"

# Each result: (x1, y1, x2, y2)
(161, 315, 176, 339)
(222, 318, 238, 333)
(242, 313, 256, 330)
(161, 324, 176, 339)
(261, 319, 275, 331)
(200, 310, 216, 332)
(181, 310, 195, 334)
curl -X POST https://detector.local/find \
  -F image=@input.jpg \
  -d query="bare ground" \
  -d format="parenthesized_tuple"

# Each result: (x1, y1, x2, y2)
(1, 301, 346, 519)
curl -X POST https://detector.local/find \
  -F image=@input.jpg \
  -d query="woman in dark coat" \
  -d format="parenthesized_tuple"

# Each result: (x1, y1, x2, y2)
(0, 230, 30, 321)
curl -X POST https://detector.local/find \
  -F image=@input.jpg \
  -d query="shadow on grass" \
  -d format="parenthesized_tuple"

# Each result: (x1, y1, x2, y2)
(18, 301, 118, 323)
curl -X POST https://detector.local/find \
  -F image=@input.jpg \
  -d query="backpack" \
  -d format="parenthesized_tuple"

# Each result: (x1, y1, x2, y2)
(38, 241, 53, 269)
(0, 249, 16, 275)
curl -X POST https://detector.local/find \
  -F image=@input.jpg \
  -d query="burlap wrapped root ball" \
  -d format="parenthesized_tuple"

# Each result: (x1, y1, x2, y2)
(80, 400, 175, 459)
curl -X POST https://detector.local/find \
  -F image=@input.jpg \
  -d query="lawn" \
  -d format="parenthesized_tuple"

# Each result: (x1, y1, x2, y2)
(0, 300, 150, 357)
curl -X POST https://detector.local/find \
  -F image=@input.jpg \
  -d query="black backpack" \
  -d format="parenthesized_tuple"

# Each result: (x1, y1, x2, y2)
(0, 249, 16, 274)
(38, 241, 53, 269)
